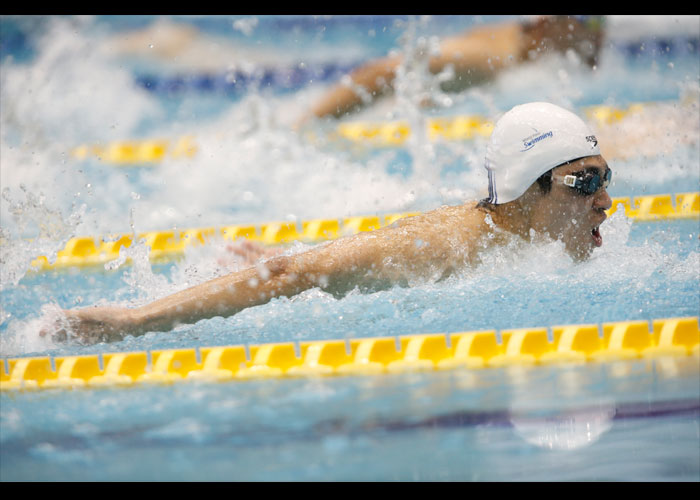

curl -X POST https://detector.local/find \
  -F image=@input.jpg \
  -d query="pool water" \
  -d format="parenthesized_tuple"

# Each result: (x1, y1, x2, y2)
(1, 15, 699, 481)
(1, 358, 698, 481)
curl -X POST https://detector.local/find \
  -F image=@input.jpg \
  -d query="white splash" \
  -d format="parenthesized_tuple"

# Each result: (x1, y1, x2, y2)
(0, 186, 86, 289)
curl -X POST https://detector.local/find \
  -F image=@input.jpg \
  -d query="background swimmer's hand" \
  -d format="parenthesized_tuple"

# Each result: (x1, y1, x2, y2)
(39, 306, 136, 345)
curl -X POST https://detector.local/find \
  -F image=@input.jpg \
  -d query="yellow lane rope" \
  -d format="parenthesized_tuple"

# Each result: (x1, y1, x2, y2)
(1, 316, 697, 391)
(26, 191, 700, 271)
(70, 102, 664, 164)
(334, 103, 654, 146)
(71, 136, 198, 165)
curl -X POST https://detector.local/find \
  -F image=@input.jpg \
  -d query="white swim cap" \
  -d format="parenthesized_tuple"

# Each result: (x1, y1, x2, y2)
(484, 102, 600, 204)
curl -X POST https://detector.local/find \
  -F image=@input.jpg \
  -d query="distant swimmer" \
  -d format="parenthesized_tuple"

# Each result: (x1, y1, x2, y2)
(103, 17, 281, 72)
(45, 102, 612, 344)
(305, 15, 605, 120)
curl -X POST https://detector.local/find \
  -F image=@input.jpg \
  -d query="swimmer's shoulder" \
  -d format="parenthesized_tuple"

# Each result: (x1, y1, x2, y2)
(383, 202, 488, 239)
(422, 201, 485, 223)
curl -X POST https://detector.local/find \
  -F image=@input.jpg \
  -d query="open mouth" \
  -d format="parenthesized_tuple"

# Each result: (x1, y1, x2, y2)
(591, 226, 603, 247)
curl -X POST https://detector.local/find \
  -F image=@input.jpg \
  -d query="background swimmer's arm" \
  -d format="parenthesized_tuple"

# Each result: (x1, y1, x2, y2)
(428, 22, 524, 75)
(308, 21, 523, 120)
(310, 56, 400, 119)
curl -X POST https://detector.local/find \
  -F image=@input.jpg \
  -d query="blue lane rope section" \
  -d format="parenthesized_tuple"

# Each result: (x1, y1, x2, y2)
(134, 62, 361, 95)
(133, 36, 699, 96)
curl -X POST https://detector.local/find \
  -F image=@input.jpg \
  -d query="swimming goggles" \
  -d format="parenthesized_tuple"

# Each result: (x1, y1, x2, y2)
(560, 167, 612, 196)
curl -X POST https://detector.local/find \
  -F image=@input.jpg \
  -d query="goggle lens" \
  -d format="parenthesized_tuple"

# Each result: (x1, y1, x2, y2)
(563, 168, 611, 196)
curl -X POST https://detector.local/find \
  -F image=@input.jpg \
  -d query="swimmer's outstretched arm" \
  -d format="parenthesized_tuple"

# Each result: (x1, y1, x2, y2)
(50, 205, 486, 344)
(54, 255, 319, 343)
(52, 230, 397, 344)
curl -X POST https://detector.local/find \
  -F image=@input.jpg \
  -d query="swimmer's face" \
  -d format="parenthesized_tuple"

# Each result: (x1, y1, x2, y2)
(530, 155, 612, 261)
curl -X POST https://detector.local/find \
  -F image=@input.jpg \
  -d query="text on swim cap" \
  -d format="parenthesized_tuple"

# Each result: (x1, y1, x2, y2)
(521, 130, 553, 152)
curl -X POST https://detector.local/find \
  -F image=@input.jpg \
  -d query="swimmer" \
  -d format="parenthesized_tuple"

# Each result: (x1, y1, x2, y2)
(45, 102, 612, 344)
(306, 15, 605, 120)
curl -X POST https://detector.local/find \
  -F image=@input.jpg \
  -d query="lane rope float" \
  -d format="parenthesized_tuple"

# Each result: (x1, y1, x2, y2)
(27, 191, 700, 271)
(70, 101, 685, 164)
(1, 316, 697, 391)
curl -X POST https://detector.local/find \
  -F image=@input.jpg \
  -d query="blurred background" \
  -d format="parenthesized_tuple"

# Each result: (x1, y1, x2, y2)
(1, 15, 698, 239)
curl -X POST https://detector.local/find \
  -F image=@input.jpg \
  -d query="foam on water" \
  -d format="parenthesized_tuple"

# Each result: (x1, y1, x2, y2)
(1, 17, 160, 145)
(0, 186, 86, 290)
(2, 16, 698, 237)
(1, 15, 699, 356)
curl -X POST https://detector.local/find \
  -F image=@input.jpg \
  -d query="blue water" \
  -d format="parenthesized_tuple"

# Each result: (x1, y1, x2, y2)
(1, 15, 699, 481)
(1, 358, 698, 481)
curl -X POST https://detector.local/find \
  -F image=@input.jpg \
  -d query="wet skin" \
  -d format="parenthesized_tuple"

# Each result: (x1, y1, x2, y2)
(532, 155, 612, 261)
(44, 155, 612, 344)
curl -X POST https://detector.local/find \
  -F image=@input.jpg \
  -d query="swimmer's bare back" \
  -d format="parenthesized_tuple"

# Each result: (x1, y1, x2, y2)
(44, 203, 492, 344)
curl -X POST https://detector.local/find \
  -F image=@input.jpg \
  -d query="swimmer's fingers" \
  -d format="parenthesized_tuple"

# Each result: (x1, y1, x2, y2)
(37, 311, 81, 343)
(38, 323, 50, 338)
(41, 307, 133, 345)
(50, 327, 69, 343)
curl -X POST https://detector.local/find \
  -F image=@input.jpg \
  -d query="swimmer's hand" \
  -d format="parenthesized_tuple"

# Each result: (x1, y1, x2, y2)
(40, 306, 137, 345)
(217, 240, 283, 270)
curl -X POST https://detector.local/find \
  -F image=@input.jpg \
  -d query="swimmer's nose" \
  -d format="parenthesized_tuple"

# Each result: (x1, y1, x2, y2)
(594, 187, 612, 211)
